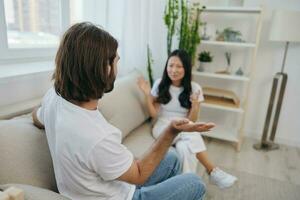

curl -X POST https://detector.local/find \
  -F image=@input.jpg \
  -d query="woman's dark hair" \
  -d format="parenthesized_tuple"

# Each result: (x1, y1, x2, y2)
(53, 22, 118, 102)
(156, 49, 192, 109)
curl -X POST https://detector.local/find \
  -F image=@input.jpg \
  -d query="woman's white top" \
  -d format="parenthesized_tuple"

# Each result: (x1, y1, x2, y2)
(151, 78, 204, 120)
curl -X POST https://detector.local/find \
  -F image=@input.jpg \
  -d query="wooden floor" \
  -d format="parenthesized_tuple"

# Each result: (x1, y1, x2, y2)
(197, 137, 300, 199)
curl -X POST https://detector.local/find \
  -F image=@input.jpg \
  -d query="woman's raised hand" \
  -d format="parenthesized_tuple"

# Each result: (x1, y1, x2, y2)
(171, 118, 215, 133)
(137, 77, 151, 95)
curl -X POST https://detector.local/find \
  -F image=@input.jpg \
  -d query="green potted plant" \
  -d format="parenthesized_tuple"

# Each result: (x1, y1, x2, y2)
(197, 51, 213, 72)
(178, 1, 204, 64)
(164, 0, 204, 64)
(146, 45, 154, 87)
(164, 0, 179, 55)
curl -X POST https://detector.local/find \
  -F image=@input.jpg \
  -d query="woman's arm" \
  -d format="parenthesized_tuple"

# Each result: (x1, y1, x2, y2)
(187, 91, 201, 122)
(145, 95, 160, 118)
(137, 77, 160, 118)
(188, 102, 201, 122)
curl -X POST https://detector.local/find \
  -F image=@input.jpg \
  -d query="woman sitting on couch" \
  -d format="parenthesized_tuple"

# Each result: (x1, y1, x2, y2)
(137, 49, 237, 189)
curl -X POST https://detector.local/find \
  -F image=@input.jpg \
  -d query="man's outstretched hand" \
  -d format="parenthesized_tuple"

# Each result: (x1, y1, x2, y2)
(170, 118, 215, 133)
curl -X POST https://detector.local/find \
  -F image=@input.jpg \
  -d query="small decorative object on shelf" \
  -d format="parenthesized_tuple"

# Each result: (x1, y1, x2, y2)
(201, 22, 211, 40)
(216, 27, 244, 42)
(197, 51, 213, 72)
(216, 52, 231, 74)
(225, 52, 231, 73)
(235, 67, 244, 76)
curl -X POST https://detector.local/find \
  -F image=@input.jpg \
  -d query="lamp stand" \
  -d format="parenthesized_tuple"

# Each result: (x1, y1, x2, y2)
(254, 42, 289, 151)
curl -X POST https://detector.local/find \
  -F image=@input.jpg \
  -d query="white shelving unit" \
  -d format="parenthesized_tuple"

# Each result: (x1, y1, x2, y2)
(201, 102, 244, 113)
(193, 6, 264, 151)
(202, 6, 261, 14)
(201, 40, 256, 48)
(192, 71, 250, 82)
(201, 126, 239, 143)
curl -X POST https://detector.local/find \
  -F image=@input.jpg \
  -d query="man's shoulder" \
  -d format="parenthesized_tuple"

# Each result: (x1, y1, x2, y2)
(56, 115, 121, 154)
(41, 87, 56, 104)
(59, 111, 118, 140)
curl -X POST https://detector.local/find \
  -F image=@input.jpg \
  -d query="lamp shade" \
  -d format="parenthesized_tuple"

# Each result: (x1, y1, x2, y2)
(269, 10, 300, 42)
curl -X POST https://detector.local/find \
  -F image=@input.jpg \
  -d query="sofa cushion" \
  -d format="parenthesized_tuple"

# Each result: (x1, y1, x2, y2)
(99, 71, 149, 138)
(123, 121, 155, 158)
(0, 184, 70, 200)
(0, 116, 57, 191)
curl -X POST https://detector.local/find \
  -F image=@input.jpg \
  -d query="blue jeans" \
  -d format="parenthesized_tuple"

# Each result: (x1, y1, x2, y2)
(132, 149, 206, 200)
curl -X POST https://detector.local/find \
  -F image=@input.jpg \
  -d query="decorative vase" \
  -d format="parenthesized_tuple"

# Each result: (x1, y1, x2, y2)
(197, 64, 204, 72)
(198, 61, 213, 72)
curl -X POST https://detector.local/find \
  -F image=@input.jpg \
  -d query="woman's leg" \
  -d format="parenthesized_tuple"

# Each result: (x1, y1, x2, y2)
(175, 137, 215, 173)
(176, 132, 211, 173)
(196, 151, 215, 173)
(177, 133, 237, 189)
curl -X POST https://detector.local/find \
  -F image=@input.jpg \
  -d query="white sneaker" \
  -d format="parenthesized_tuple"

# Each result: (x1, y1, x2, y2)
(209, 167, 237, 189)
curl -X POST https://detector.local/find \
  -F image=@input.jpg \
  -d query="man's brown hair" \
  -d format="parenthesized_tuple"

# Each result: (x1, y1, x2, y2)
(53, 22, 118, 102)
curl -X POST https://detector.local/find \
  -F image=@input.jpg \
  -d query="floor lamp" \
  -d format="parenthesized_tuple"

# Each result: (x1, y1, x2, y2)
(254, 10, 300, 151)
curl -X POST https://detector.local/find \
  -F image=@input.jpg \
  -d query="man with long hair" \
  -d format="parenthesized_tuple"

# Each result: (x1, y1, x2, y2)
(32, 22, 213, 200)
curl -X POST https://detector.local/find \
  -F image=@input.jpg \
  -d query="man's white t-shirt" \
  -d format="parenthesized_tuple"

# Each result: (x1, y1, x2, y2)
(37, 88, 135, 200)
(151, 78, 204, 119)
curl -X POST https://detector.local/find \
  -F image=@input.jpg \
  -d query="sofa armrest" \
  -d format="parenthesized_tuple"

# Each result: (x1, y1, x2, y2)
(0, 98, 41, 120)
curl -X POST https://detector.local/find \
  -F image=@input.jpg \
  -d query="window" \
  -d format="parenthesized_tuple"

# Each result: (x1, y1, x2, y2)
(0, 0, 70, 60)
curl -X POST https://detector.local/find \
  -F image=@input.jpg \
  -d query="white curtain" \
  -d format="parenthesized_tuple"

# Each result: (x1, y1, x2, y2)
(106, 0, 154, 77)
(70, 0, 169, 78)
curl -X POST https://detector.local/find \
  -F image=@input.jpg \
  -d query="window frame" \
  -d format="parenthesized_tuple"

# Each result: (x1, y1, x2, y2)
(0, 0, 70, 62)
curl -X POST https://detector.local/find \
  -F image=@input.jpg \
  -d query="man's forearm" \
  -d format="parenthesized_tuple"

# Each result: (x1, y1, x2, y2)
(136, 125, 179, 183)
(118, 119, 213, 185)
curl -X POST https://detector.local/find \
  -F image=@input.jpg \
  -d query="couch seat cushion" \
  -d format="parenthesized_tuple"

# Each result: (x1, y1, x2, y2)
(99, 71, 149, 138)
(0, 184, 70, 200)
(123, 122, 155, 158)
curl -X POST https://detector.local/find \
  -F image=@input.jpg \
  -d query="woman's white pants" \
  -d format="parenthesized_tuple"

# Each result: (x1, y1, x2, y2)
(152, 118, 207, 173)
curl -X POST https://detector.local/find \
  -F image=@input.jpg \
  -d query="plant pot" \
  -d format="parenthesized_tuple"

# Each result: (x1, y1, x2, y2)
(198, 61, 213, 72)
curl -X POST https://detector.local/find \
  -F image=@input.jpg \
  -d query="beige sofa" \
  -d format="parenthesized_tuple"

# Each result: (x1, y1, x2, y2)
(0, 72, 156, 200)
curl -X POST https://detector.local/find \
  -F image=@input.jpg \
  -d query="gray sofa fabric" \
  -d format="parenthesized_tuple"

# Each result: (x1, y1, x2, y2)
(0, 115, 57, 191)
(99, 72, 149, 138)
